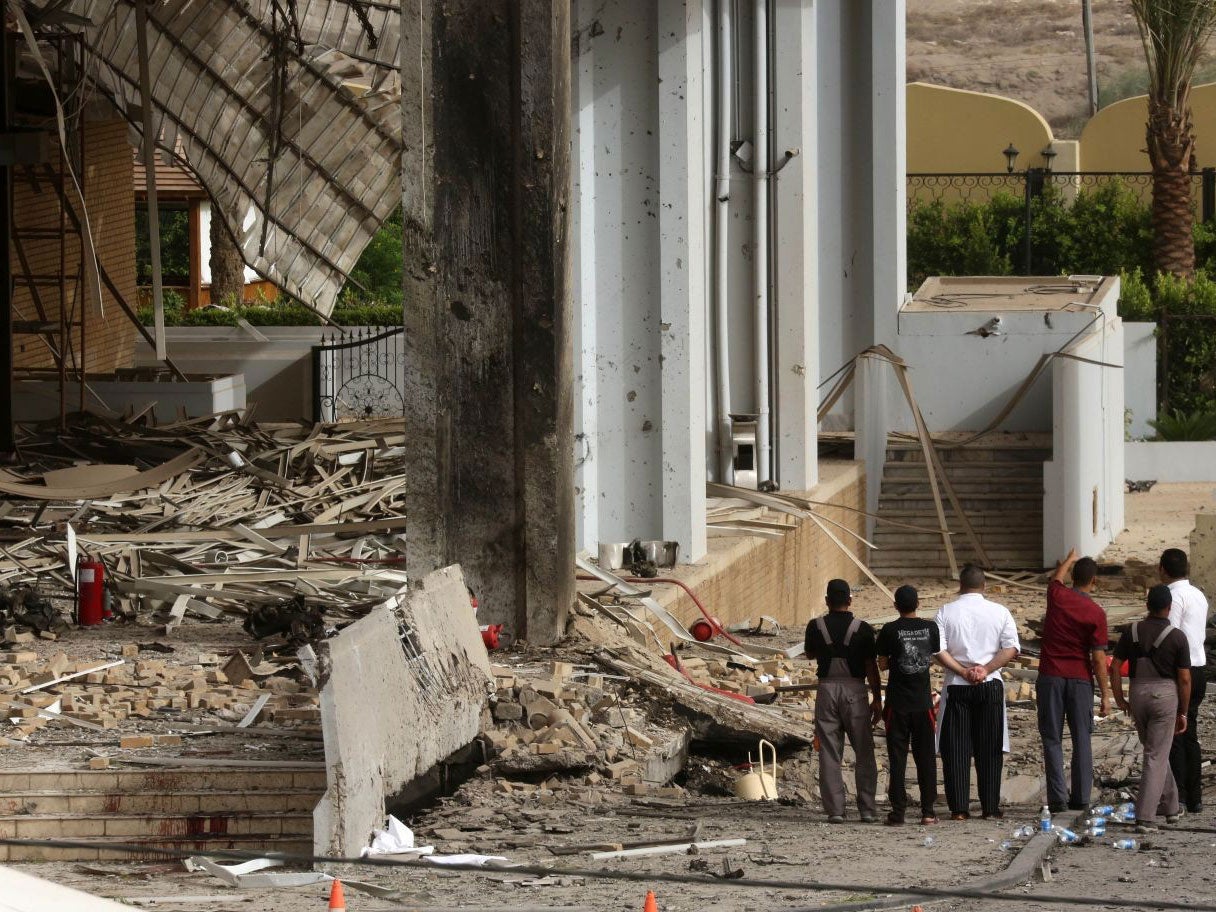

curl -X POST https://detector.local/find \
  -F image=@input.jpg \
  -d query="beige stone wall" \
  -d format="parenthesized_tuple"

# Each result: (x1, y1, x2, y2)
(11, 118, 138, 376)
(648, 463, 867, 632)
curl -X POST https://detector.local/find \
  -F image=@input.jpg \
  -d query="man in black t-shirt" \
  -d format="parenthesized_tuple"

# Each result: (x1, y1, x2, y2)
(805, 579, 882, 823)
(876, 585, 940, 825)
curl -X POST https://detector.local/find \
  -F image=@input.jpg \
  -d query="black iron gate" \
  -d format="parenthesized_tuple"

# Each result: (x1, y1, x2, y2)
(312, 326, 405, 422)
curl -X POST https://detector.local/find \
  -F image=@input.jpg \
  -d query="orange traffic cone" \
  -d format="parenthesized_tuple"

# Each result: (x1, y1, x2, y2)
(328, 879, 346, 911)
(642, 890, 659, 912)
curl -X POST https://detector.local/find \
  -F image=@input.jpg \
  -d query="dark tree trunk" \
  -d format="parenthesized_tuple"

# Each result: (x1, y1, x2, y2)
(208, 201, 246, 306)
(1147, 97, 1197, 279)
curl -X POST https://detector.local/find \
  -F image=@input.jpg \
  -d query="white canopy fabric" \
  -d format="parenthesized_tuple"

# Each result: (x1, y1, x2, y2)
(24, 0, 403, 316)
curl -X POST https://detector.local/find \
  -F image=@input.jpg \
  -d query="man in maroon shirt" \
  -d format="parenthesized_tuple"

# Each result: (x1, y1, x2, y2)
(1037, 548, 1112, 812)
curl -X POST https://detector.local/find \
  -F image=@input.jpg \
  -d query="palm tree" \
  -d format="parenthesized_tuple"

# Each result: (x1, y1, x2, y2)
(1131, 0, 1216, 278)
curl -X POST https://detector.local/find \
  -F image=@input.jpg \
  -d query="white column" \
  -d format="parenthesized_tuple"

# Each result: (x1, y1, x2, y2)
(772, 0, 818, 492)
(870, 0, 906, 347)
(658, 0, 709, 562)
(571, 0, 599, 554)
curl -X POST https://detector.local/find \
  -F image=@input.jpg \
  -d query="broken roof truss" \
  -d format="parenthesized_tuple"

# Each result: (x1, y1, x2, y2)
(13, 0, 404, 316)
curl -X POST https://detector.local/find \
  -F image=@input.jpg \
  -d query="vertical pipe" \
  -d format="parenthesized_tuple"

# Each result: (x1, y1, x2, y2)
(752, 0, 771, 486)
(135, 0, 167, 360)
(714, 0, 734, 483)
(765, 0, 778, 485)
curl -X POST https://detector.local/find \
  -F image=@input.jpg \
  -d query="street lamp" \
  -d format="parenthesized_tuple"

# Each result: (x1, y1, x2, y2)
(1003, 142, 1020, 174)
(1041, 144, 1057, 173)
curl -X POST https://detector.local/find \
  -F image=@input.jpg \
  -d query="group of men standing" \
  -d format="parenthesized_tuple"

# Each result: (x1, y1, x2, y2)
(804, 549, 1208, 827)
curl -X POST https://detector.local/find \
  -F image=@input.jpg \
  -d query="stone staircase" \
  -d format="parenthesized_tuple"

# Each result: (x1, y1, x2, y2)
(869, 436, 1049, 577)
(0, 766, 324, 861)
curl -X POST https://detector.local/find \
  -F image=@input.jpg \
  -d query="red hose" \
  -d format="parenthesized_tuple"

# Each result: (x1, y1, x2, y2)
(576, 574, 744, 646)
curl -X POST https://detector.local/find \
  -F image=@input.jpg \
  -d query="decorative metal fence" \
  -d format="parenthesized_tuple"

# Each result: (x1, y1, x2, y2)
(312, 326, 406, 423)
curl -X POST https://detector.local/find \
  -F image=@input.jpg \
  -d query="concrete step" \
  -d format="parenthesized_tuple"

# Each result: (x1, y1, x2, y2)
(0, 833, 314, 863)
(0, 767, 323, 861)
(0, 811, 313, 840)
(0, 768, 327, 793)
(879, 484, 1044, 500)
(881, 463, 1046, 479)
(0, 788, 321, 816)
(886, 447, 1051, 464)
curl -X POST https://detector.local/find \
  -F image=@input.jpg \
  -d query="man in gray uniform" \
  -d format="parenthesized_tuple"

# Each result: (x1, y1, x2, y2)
(805, 579, 882, 823)
(1111, 584, 1193, 831)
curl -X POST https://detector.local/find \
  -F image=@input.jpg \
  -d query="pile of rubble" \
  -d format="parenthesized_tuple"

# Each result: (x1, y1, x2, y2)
(0, 412, 412, 632)
(0, 644, 318, 749)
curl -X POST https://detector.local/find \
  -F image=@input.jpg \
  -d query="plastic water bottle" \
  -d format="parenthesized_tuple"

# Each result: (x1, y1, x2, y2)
(1040, 805, 1052, 833)
(922, 836, 936, 848)
(1117, 802, 1136, 821)
(1014, 824, 1035, 839)
(1113, 838, 1139, 850)
(1054, 826, 1079, 844)
(999, 840, 1015, 851)
(1091, 804, 1115, 817)
(1085, 819, 1106, 837)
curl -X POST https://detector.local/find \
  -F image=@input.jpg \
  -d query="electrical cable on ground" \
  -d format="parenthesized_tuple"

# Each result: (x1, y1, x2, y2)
(2, 837, 1216, 912)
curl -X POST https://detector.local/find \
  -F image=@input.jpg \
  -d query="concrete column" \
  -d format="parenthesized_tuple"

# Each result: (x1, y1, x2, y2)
(572, 0, 599, 555)
(401, 0, 573, 644)
(658, 0, 708, 563)
(870, 0, 905, 348)
(771, 0, 818, 492)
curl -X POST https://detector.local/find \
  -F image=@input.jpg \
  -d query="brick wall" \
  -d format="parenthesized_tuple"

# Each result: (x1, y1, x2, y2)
(11, 118, 139, 376)
(647, 463, 868, 632)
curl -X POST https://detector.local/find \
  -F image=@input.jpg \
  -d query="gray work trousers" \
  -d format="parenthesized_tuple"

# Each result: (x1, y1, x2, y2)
(815, 677, 878, 818)
(1130, 677, 1180, 823)
(1036, 675, 1094, 809)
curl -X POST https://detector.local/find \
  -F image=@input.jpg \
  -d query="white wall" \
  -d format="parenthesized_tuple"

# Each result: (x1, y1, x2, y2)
(890, 305, 1101, 433)
(1123, 322, 1157, 440)
(1126, 442, 1216, 482)
(1043, 313, 1125, 562)
(134, 326, 354, 420)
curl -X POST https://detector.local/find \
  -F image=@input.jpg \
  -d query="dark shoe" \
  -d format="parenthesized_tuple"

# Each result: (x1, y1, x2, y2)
(884, 812, 904, 826)
(950, 811, 970, 821)
(982, 808, 1005, 820)
(1187, 803, 1203, 814)
(920, 815, 939, 825)
(1068, 802, 1089, 812)
(827, 815, 845, 824)
(1048, 802, 1068, 813)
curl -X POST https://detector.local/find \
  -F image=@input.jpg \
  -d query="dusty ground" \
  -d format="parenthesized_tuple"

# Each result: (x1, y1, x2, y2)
(907, 0, 1183, 137)
(13, 483, 1214, 911)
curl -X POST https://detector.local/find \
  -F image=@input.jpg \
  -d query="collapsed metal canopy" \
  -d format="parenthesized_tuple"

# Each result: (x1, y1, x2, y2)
(17, 0, 403, 316)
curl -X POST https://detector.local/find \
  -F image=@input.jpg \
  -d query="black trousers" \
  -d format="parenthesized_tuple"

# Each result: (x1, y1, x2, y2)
(1170, 672, 1207, 810)
(940, 680, 1005, 815)
(1036, 675, 1095, 809)
(885, 706, 938, 819)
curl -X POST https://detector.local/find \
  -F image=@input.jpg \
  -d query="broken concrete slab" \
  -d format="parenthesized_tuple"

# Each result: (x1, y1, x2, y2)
(313, 565, 492, 857)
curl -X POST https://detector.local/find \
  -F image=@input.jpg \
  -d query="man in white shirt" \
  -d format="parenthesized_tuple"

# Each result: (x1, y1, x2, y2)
(1160, 548, 1210, 813)
(934, 565, 1021, 820)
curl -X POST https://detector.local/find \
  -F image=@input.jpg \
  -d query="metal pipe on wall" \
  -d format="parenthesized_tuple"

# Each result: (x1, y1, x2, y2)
(752, 0, 771, 486)
(713, 0, 735, 484)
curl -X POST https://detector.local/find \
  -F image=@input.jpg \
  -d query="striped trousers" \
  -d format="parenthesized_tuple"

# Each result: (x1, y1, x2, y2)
(940, 680, 1005, 816)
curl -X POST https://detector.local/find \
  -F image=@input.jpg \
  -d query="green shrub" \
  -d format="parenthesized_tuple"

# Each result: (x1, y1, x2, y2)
(1118, 268, 1156, 321)
(1148, 408, 1216, 441)
(138, 296, 402, 328)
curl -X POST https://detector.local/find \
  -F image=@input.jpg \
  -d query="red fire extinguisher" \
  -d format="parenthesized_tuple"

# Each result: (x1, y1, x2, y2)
(76, 559, 106, 627)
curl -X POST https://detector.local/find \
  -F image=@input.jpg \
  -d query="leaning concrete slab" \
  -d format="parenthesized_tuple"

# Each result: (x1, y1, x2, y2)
(313, 566, 492, 857)
(1192, 513, 1216, 595)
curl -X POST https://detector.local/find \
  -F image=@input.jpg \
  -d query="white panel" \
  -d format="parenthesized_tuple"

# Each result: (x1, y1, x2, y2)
(658, 0, 709, 561)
